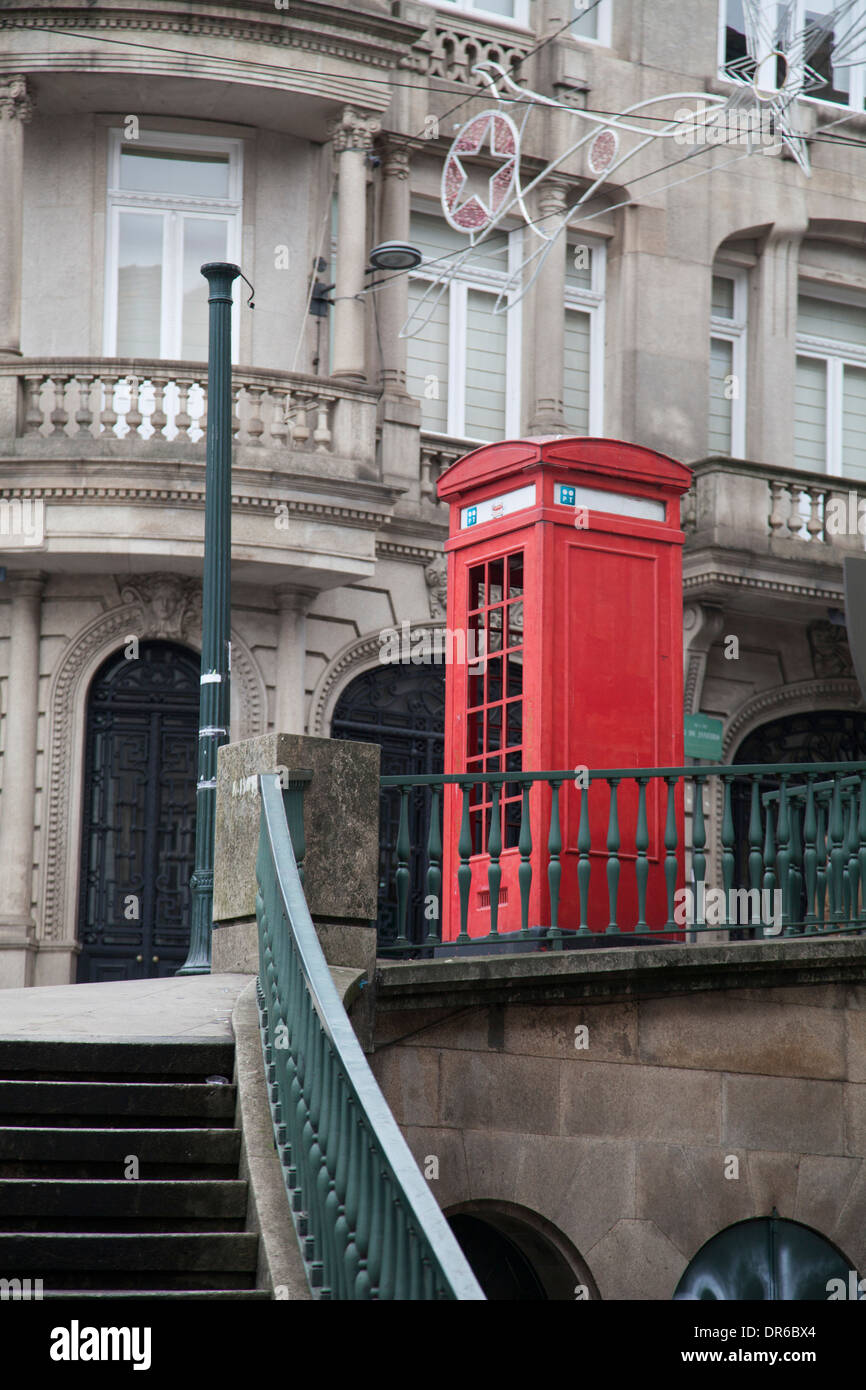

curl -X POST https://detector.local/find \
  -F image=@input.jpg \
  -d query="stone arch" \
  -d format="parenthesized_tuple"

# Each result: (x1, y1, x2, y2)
(308, 621, 447, 737)
(38, 589, 266, 953)
(444, 1199, 599, 1301)
(722, 677, 863, 760)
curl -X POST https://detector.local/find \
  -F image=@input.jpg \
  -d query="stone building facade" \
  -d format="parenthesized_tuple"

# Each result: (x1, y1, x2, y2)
(2, 0, 866, 988)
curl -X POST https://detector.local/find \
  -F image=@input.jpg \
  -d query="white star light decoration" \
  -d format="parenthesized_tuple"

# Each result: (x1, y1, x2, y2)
(400, 2, 866, 338)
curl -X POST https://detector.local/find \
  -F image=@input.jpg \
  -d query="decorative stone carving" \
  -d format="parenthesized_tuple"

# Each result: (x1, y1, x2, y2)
(683, 602, 725, 716)
(330, 107, 382, 154)
(0, 76, 34, 123)
(402, 21, 529, 85)
(120, 574, 201, 643)
(808, 620, 854, 679)
(425, 556, 448, 620)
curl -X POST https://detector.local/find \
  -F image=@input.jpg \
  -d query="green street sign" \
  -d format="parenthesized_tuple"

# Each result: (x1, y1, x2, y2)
(684, 713, 724, 760)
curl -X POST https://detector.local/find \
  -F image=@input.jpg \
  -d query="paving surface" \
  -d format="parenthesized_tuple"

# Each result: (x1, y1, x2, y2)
(0, 973, 255, 1041)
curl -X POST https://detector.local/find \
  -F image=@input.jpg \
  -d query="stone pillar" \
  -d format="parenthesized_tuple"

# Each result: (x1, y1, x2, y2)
(529, 180, 568, 433)
(274, 586, 315, 734)
(683, 602, 725, 715)
(0, 573, 44, 987)
(378, 140, 412, 397)
(748, 224, 807, 467)
(331, 107, 381, 383)
(0, 76, 34, 358)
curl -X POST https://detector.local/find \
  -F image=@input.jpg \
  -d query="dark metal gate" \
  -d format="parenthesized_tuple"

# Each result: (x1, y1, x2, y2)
(331, 664, 446, 951)
(76, 641, 199, 982)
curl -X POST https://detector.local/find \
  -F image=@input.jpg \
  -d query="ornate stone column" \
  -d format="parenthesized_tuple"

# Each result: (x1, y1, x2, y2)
(0, 573, 44, 987)
(528, 180, 568, 433)
(0, 76, 34, 357)
(378, 140, 412, 397)
(274, 586, 316, 734)
(331, 107, 381, 383)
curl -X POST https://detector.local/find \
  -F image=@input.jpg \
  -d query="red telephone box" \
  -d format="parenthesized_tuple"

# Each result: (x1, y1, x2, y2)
(437, 436, 692, 939)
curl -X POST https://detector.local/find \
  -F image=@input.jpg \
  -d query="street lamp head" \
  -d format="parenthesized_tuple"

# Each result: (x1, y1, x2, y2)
(367, 241, 423, 272)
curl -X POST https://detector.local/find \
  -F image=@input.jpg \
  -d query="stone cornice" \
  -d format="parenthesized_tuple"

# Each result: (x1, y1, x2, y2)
(0, 2, 426, 73)
(683, 568, 844, 602)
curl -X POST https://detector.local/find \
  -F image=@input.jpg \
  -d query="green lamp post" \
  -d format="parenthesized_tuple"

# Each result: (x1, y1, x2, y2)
(178, 261, 242, 976)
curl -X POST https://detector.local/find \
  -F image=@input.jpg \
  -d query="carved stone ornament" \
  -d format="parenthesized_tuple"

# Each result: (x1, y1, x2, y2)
(425, 556, 448, 620)
(330, 106, 382, 154)
(808, 620, 854, 679)
(0, 75, 34, 123)
(120, 574, 202, 643)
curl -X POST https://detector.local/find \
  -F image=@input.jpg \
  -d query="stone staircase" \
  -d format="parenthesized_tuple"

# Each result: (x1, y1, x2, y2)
(0, 1038, 269, 1299)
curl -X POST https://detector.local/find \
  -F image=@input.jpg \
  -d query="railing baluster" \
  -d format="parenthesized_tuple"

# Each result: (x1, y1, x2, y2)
(457, 782, 472, 944)
(748, 777, 763, 908)
(635, 776, 650, 932)
(816, 796, 828, 929)
(547, 779, 562, 946)
(859, 774, 866, 929)
(829, 775, 845, 927)
(664, 776, 678, 932)
(803, 776, 818, 934)
(763, 793, 776, 929)
(721, 776, 735, 909)
(394, 784, 411, 951)
(692, 775, 706, 939)
(776, 777, 791, 933)
(487, 782, 502, 939)
(606, 777, 620, 934)
(577, 781, 591, 936)
(424, 787, 442, 949)
(846, 788, 859, 930)
(787, 799, 802, 936)
(518, 782, 532, 937)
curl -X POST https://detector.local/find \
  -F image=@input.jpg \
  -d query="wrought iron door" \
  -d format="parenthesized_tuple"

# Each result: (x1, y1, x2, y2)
(77, 642, 199, 982)
(331, 665, 446, 950)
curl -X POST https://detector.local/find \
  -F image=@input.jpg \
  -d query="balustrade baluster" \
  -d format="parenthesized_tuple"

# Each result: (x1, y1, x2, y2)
(150, 377, 167, 439)
(787, 800, 803, 935)
(787, 485, 803, 535)
(816, 797, 827, 929)
(457, 783, 472, 944)
(126, 376, 142, 435)
(577, 781, 591, 935)
(635, 777, 650, 931)
(293, 397, 310, 447)
(846, 788, 859, 929)
(807, 487, 824, 539)
(518, 782, 532, 936)
(803, 777, 818, 933)
(246, 385, 265, 445)
(692, 776, 707, 936)
(50, 375, 69, 435)
(231, 384, 242, 442)
(768, 480, 786, 534)
(74, 374, 94, 437)
(394, 785, 411, 951)
(859, 775, 866, 928)
(547, 779, 562, 945)
(776, 778, 791, 932)
(606, 777, 621, 933)
(100, 375, 119, 437)
(424, 787, 442, 949)
(23, 374, 44, 434)
(829, 776, 845, 926)
(270, 387, 289, 449)
(487, 782, 502, 938)
(314, 394, 333, 451)
(664, 777, 679, 932)
(721, 776, 735, 905)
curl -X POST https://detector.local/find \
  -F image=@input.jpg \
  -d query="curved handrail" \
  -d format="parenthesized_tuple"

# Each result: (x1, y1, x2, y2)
(255, 772, 485, 1300)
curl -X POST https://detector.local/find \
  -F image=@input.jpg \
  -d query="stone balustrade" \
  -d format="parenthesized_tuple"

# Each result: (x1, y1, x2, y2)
(0, 359, 379, 463)
(684, 457, 866, 554)
(420, 434, 469, 502)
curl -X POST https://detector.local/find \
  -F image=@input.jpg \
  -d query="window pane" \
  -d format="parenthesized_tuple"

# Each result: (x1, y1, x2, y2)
(182, 218, 228, 360)
(410, 212, 508, 275)
(564, 308, 591, 433)
(572, 0, 599, 40)
(843, 364, 866, 481)
(798, 294, 866, 345)
(473, 0, 516, 16)
(406, 279, 449, 433)
(708, 337, 733, 455)
(116, 212, 162, 357)
(120, 147, 230, 198)
(723, 0, 749, 73)
(566, 244, 592, 292)
(712, 275, 735, 318)
(466, 288, 507, 439)
(804, 0, 853, 105)
(794, 355, 828, 470)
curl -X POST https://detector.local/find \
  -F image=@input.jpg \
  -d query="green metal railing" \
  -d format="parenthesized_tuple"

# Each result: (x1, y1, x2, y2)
(378, 762, 866, 952)
(254, 772, 485, 1301)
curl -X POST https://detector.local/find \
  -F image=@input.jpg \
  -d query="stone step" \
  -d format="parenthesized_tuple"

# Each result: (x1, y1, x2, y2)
(0, 1231, 259, 1275)
(0, 1080, 236, 1125)
(0, 1178, 249, 1231)
(0, 1039, 235, 1083)
(0, 1126, 241, 1180)
(41, 1288, 272, 1300)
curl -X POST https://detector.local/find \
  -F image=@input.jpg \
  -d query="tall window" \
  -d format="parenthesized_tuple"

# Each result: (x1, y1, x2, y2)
(720, 0, 866, 108)
(794, 290, 866, 478)
(431, 0, 531, 25)
(708, 270, 747, 456)
(406, 211, 522, 441)
(564, 239, 605, 433)
(105, 130, 243, 360)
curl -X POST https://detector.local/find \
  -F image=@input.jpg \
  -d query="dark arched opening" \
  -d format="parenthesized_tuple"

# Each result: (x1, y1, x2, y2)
(673, 1215, 858, 1300)
(446, 1201, 596, 1301)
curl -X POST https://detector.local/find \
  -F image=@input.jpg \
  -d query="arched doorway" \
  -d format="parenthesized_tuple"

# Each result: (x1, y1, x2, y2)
(331, 663, 446, 950)
(76, 641, 199, 983)
(730, 709, 866, 936)
(673, 1215, 857, 1300)
(446, 1201, 596, 1300)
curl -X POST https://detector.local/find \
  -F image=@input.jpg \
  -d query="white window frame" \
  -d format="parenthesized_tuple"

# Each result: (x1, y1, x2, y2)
(717, 0, 866, 110)
(104, 128, 244, 362)
(424, 0, 533, 32)
(710, 267, 748, 457)
(564, 235, 606, 435)
(409, 216, 523, 442)
(796, 281, 866, 474)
